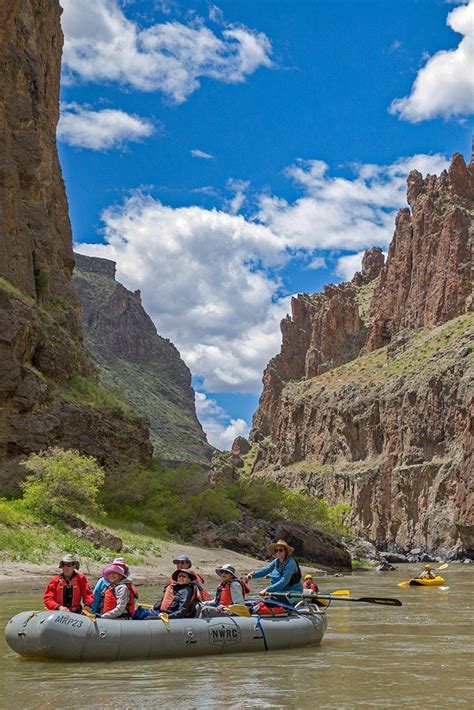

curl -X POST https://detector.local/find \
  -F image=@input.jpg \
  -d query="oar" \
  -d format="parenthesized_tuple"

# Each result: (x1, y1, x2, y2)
(82, 608, 96, 623)
(330, 589, 350, 596)
(437, 563, 448, 571)
(270, 591, 402, 607)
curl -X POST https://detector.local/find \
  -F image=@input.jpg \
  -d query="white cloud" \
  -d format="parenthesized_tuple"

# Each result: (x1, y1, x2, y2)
(58, 103, 154, 150)
(61, 0, 272, 104)
(75, 195, 289, 393)
(390, 0, 474, 122)
(335, 252, 365, 281)
(195, 392, 249, 450)
(191, 149, 214, 159)
(209, 4, 225, 25)
(75, 152, 448, 396)
(226, 178, 250, 214)
(258, 154, 449, 251)
(307, 256, 326, 270)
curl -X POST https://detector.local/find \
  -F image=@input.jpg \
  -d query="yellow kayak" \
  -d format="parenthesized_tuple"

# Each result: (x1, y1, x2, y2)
(407, 576, 445, 587)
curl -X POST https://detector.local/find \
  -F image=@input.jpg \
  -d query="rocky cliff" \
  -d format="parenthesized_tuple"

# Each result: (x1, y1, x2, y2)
(73, 254, 213, 466)
(0, 0, 152, 493)
(250, 152, 473, 557)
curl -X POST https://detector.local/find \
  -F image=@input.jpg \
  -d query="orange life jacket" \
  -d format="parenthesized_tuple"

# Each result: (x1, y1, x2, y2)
(195, 572, 212, 601)
(303, 581, 318, 593)
(101, 582, 137, 617)
(160, 582, 197, 612)
(53, 573, 83, 610)
(215, 579, 250, 606)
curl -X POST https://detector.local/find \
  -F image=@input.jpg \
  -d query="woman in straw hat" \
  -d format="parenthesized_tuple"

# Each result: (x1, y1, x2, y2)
(245, 539, 303, 600)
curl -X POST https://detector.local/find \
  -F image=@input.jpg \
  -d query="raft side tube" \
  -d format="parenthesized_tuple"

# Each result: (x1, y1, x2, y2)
(5, 610, 327, 661)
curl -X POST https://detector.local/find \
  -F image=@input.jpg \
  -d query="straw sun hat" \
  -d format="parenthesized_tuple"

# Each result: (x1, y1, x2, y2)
(267, 539, 295, 556)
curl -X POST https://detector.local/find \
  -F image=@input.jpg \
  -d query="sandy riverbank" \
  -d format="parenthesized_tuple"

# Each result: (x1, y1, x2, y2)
(0, 539, 335, 595)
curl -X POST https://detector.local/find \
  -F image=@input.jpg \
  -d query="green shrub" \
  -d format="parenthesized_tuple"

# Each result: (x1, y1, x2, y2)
(21, 447, 105, 519)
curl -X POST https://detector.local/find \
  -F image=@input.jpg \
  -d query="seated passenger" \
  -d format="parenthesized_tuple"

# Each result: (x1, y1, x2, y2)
(99, 564, 138, 619)
(91, 557, 129, 615)
(245, 539, 303, 603)
(418, 564, 436, 580)
(303, 573, 319, 594)
(44, 554, 94, 614)
(200, 565, 249, 616)
(155, 569, 198, 619)
(172, 555, 211, 601)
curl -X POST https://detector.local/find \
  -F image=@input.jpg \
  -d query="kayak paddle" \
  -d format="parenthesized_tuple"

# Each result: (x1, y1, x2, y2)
(398, 562, 448, 586)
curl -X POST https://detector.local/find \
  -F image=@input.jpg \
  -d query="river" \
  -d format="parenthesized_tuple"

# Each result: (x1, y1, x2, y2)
(1, 564, 472, 709)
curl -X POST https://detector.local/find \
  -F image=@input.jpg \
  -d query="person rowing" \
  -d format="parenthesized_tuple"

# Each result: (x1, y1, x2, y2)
(418, 564, 436, 580)
(245, 539, 302, 604)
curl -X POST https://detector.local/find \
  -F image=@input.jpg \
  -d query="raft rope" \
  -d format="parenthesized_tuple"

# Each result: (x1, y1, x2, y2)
(255, 615, 268, 652)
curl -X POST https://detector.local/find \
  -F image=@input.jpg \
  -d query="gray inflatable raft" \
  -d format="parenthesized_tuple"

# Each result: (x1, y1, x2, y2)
(5, 609, 327, 660)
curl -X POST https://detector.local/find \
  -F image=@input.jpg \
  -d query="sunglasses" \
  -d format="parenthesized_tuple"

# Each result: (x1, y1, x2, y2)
(61, 563, 74, 567)
(275, 548, 286, 552)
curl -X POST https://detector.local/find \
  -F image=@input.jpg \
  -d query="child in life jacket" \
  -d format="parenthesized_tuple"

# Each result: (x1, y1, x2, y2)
(91, 557, 129, 614)
(172, 555, 211, 601)
(44, 554, 94, 614)
(154, 569, 198, 619)
(303, 573, 319, 594)
(98, 564, 138, 619)
(200, 564, 249, 617)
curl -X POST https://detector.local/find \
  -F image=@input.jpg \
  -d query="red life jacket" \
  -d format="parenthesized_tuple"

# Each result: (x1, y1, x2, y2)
(101, 582, 138, 617)
(160, 582, 197, 612)
(303, 581, 318, 593)
(53, 573, 83, 610)
(215, 579, 250, 606)
(255, 602, 287, 616)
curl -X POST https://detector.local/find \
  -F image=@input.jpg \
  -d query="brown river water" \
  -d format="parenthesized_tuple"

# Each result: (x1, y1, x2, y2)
(1, 564, 472, 709)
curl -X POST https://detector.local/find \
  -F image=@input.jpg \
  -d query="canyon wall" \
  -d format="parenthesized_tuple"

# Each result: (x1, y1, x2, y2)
(0, 0, 152, 493)
(251, 153, 473, 556)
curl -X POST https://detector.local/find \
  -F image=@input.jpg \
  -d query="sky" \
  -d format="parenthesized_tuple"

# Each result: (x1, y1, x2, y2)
(60, 0, 474, 449)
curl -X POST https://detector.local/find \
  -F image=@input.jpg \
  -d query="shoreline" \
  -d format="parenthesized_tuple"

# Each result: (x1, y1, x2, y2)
(0, 538, 334, 595)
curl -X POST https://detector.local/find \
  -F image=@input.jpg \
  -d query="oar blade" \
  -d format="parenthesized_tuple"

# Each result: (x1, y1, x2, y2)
(358, 596, 402, 607)
(397, 581, 411, 587)
(437, 563, 448, 571)
(331, 589, 350, 596)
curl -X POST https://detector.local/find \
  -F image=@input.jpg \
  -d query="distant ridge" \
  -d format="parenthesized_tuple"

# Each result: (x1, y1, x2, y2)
(73, 253, 213, 467)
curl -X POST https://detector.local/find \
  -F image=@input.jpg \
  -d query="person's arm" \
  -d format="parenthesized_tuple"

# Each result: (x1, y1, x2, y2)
(229, 580, 244, 605)
(100, 585, 130, 619)
(249, 560, 276, 580)
(44, 577, 61, 610)
(91, 579, 105, 614)
(167, 588, 192, 619)
(266, 558, 297, 593)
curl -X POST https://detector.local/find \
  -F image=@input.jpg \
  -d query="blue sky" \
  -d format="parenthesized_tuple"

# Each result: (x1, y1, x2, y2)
(60, 0, 474, 449)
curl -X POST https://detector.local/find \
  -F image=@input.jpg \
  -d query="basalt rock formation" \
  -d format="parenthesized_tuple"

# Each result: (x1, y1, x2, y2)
(0, 0, 151, 493)
(250, 153, 473, 558)
(73, 254, 212, 466)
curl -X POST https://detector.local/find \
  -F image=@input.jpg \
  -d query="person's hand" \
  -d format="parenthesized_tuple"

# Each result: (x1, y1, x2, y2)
(83, 605, 92, 612)
(260, 588, 268, 597)
(58, 606, 68, 612)
(244, 573, 252, 581)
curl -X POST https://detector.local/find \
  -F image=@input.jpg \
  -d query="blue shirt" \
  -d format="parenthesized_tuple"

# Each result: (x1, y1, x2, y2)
(91, 577, 109, 614)
(252, 556, 303, 594)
